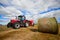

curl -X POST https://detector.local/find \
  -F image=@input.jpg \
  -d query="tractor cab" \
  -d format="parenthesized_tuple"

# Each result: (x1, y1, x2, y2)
(18, 15, 26, 21)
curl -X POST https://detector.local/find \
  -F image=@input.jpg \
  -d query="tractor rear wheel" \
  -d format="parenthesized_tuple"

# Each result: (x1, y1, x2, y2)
(13, 22, 20, 29)
(7, 22, 12, 28)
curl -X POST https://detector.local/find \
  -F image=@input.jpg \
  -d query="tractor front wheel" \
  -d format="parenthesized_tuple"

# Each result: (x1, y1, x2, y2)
(13, 22, 20, 29)
(26, 22, 29, 27)
(7, 22, 12, 28)
(24, 22, 29, 27)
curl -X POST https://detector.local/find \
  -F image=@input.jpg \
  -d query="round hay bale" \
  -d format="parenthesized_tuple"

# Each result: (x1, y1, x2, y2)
(38, 17, 58, 34)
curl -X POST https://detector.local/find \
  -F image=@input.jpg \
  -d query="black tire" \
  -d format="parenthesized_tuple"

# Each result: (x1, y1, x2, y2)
(24, 23, 26, 27)
(24, 22, 29, 27)
(26, 22, 29, 27)
(13, 22, 20, 29)
(7, 22, 12, 28)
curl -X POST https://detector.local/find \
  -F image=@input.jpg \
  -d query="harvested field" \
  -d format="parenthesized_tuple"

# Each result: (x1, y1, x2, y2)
(0, 25, 12, 32)
(0, 24, 60, 40)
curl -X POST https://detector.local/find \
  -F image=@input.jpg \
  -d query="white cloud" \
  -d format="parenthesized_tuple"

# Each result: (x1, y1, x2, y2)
(0, 6, 23, 19)
(5, 7, 23, 16)
(0, 0, 11, 6)
(0, 0, 60, 24)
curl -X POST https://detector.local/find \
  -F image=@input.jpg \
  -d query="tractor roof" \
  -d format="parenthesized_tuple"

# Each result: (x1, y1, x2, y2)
(18, 15, 25, 17)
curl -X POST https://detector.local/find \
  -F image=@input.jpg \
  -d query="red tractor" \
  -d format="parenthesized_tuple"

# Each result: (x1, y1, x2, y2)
(7, 15, 34, 29)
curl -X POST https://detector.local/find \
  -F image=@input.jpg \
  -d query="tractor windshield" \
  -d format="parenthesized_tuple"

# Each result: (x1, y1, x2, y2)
(18, 16, 25, 21)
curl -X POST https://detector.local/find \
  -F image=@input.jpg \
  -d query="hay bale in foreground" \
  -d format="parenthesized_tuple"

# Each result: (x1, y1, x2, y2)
(38, 17, 58, 34)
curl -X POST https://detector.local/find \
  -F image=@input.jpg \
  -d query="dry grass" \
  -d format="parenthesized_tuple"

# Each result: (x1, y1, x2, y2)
(0, 25, 12, 32)
(26, 24, 60, 40)
(58, 23, 60, 35)
(0, 24, 60, 40)
(30, 24, 60, 40)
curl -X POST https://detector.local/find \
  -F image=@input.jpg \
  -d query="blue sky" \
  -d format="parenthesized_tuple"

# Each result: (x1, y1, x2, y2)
(0, 0, 60, 25)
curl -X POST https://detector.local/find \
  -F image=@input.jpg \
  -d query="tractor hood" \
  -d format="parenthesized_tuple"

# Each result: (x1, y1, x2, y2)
(11, 19, 20, 23)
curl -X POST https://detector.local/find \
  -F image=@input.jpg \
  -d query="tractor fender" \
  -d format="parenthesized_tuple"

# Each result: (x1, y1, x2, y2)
(28, 20, 34, 26)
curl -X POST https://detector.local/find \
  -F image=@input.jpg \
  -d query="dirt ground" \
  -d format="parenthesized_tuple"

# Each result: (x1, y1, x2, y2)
(0, 24, 60, 40)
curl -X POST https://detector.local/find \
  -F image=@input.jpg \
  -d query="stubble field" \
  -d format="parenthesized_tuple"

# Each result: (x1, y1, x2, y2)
(0, 24, 60, 40)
